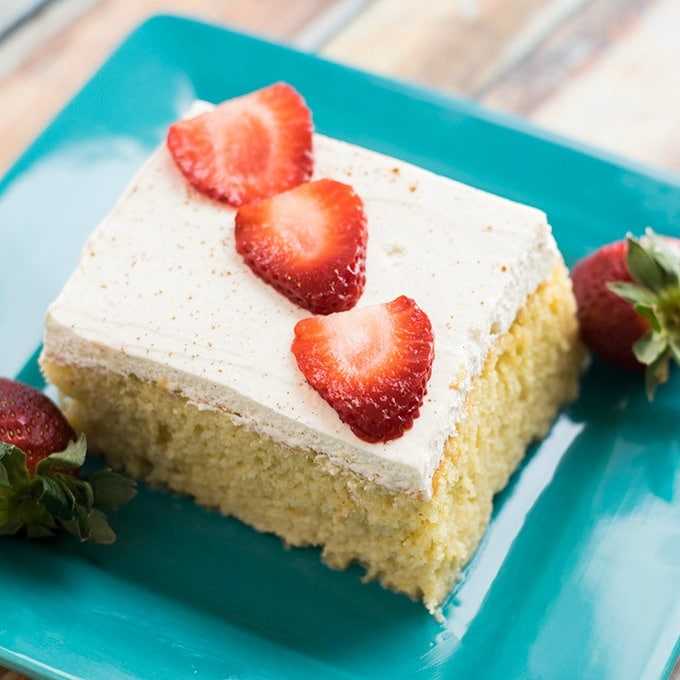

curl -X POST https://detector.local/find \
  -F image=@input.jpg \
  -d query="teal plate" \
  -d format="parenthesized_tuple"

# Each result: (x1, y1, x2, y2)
(1, 15, 679, 680)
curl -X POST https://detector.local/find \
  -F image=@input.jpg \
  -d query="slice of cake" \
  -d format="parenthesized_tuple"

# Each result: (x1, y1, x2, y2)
(40, 84, 584, 613)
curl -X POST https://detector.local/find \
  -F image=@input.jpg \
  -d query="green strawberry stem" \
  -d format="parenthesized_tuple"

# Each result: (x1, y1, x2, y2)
(608, 229, 680, 399)
(0, 435, 136, 543)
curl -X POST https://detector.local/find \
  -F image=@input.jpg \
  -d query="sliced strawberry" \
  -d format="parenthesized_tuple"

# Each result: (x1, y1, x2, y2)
(292, 296, 435, 443)
(235, 178, 368, 314)
(167, 82, 313, 206)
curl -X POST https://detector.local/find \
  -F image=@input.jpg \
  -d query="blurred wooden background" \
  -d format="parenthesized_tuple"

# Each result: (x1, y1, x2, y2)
(1, 0, 679, 180)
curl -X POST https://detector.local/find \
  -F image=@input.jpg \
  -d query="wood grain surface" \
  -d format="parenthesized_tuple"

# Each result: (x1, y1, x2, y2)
(1, 0, 679, 177)
(0, 0, 335, 175)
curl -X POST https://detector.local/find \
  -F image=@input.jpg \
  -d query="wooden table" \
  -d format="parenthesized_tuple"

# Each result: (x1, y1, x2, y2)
(1, 1, 678, 678)
(2, 0, 680, 180)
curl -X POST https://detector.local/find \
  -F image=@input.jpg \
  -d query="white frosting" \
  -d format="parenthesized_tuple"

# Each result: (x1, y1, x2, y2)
(43, 129, 558, 498)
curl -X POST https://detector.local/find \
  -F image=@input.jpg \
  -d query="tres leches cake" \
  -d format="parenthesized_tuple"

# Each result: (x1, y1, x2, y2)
(41, 83, 584, 613)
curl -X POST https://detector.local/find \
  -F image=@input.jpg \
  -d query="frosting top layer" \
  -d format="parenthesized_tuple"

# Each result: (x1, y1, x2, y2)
(43, 130, 558, 497)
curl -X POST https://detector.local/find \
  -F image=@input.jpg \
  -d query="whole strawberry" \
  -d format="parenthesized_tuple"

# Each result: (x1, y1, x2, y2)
(0, 377, 135, 542)
(571, 229, 680, 397)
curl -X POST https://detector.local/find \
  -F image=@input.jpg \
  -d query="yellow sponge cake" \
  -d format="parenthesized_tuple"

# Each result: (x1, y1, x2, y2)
(40, 85, 583, 613)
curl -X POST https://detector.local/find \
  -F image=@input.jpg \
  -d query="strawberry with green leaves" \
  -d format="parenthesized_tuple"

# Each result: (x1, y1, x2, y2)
(0, 377, 135, 543)
(571, 229, 680, 397)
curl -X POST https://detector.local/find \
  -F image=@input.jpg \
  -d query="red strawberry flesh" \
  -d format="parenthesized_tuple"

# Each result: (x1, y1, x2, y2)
(167, 82, 313, 206)
(0, 377, 76, 474)
(235, 178, 368, 314)
(292, 296, 435, 442)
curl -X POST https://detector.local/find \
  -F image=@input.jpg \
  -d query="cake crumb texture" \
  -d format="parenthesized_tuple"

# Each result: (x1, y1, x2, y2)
(42, 261, 583, 612)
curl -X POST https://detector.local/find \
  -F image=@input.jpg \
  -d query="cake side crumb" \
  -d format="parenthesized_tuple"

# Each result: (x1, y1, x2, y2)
(41, 260, 584, 612)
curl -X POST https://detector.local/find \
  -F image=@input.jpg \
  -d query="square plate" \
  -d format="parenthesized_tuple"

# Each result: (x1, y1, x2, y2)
(1, 15, 679, 680)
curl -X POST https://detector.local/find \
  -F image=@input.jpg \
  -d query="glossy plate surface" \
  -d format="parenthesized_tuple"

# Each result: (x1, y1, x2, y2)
(1, 15, 679, 680)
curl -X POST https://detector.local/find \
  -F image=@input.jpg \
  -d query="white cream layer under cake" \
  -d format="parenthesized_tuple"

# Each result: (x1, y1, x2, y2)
(43, 134, 557, 497)
(41, 117, 584, 611)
